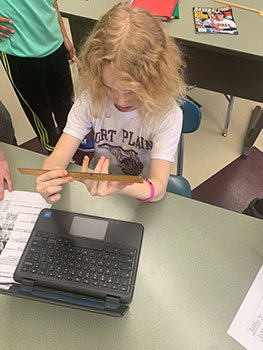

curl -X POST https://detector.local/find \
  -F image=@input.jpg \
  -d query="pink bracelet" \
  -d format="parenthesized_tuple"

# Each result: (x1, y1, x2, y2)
(137, 179, 155, 202)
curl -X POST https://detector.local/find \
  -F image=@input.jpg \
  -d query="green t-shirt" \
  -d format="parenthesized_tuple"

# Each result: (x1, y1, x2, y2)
(0, 0, 63, 57)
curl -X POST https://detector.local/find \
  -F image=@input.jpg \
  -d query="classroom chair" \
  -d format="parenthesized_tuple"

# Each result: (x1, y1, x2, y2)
(167, 99, 202, 198)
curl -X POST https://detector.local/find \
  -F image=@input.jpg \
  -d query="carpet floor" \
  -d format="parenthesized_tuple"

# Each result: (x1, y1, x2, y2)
(192, 147, 263, 213)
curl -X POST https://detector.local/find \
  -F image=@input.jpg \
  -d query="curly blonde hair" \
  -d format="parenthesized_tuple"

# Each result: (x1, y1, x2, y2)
(77, 2, 186, 121)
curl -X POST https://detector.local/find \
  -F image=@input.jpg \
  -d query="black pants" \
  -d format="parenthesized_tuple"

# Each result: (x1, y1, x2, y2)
(0, 44, 73, 152)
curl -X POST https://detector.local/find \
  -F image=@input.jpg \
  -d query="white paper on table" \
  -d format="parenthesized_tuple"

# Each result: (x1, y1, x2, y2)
(227, 265, 263, 350)
(0, 190, 51, 287)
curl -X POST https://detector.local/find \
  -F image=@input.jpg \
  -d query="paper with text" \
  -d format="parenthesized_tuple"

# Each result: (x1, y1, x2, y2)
(227, 265, 263, 350)
(0, 190, 50, 288)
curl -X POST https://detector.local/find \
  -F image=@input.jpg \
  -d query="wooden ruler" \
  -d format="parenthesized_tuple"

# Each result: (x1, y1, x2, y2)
(18, 168, 144, 184)
(214, 0, 263, 16)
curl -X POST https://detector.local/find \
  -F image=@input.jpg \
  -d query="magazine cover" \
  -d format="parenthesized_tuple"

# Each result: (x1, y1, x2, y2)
(193, 6, 238, 34)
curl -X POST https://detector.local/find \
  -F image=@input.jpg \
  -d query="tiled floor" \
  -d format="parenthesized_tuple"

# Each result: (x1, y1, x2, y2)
(1, 19, 262, 214)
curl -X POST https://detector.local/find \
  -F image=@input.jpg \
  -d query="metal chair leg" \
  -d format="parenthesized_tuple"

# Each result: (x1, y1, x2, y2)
(177, 135, 184, 176)
(222, 95, 235, 137)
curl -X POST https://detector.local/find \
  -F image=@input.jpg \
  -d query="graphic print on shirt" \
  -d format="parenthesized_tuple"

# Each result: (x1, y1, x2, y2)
(99, 143, 144, 176)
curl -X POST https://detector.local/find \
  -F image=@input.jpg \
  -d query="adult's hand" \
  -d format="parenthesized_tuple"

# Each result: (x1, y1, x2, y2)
(0, 157, 12, 200)
(0, 16, 15, 39)
(63, 36, 76, 64)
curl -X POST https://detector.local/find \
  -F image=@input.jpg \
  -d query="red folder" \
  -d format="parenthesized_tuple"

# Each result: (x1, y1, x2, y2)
(130, 0, 178, 20)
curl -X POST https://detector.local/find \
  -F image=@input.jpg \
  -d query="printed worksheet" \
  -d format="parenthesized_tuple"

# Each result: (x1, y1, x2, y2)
(227, 265, 263, 350)
(0, 190, 50, 288)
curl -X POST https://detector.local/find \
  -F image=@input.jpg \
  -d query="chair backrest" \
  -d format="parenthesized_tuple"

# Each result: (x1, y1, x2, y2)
(177, 99, 202, 176)
(166, 99, 202, 198)
(167, 175, 192, 198)
(180, 99, 202, 134)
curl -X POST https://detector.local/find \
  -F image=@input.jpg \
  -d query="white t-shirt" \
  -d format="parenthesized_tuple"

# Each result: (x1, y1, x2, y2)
(64, 97, 182, 178)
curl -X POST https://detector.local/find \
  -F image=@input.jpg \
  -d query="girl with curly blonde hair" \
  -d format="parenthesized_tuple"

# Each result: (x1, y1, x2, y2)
(36, 2, 187, 204)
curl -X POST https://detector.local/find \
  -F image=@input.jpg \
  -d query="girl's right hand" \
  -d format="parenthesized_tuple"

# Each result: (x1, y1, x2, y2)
(36, 168, 74, 204)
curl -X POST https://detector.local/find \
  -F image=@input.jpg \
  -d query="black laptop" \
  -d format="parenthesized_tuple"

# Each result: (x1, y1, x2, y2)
(12, 208, 144, 317)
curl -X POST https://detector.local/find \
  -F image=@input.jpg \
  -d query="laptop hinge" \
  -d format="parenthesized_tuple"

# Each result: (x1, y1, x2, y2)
(20, 278, 35, 293)
(105, 295, 120, 304)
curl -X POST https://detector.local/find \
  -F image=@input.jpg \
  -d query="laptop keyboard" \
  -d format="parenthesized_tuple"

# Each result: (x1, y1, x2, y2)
(20, 232, 137, 294)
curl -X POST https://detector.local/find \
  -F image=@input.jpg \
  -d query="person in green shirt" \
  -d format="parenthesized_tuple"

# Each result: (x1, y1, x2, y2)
(0, 100, 16, 200)
(0, 0, 76, 153)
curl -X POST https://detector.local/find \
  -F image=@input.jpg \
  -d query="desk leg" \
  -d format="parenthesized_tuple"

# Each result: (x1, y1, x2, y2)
(222, 95, 235, 137)
(242, 106, 263, 157)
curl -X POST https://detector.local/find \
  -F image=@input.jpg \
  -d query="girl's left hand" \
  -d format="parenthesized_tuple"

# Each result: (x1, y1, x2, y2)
(80, 155, 130, 197)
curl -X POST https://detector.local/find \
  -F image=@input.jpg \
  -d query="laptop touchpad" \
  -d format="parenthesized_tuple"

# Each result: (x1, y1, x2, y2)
(69, 216, 108, 240)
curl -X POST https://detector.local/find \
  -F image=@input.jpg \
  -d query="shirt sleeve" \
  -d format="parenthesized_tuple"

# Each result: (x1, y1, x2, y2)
(150, 106, 183, 162)
(63, 97, 93, 141)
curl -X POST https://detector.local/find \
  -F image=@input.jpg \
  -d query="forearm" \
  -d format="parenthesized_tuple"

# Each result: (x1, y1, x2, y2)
(53, 0, 68, 40)
(42, 153, 69, 170)
(121, 159, 171, 202)
(121, 177, 167, 202)
(42, 133, 80, 170)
